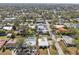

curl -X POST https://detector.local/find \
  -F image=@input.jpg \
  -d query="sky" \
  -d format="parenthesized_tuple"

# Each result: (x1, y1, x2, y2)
(0, 0, 79, 3)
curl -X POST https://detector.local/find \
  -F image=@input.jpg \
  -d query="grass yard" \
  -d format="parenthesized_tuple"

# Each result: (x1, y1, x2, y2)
(0, 36, 8, 40)
(39, 49, 48, 55)
(14, 36, 25, 46)
(49, 48, 57, 55)
(65, 47, 77, 55)
(59, 40, 67, 54)
(0, 49, 12, 55)
(74, 38, 79, 44)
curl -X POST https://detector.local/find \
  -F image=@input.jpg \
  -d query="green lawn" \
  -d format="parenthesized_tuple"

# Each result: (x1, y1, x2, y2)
(74, 38, 79, 44)
(0, 36, 8, 40)
(50, 48, 57, 55)
(14, 36, 25, 46)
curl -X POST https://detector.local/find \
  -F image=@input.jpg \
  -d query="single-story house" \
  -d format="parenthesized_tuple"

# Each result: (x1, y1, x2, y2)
(64, 23, 79, 28)
(5, 40, 16, 49)
(0, 40, 6, 48)
(28, 24, 35, 29)
(25, 37, 36, 46)
(7, 33, 12, 38)
(7, 40, 16, 44)
(75, 17, 79, 22)
(36, 18, 45, 23)
(54, 25, 65, 29)
(3, 26, 13, 30)
(36, 23, 48, 34)
(62, 35, 76, 47)
(38, 37, 49, 48)
(56, 27, 68, 33)
(3, 17, 16, 22)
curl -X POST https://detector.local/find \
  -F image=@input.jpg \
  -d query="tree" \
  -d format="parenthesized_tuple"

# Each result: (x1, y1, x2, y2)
(14, 21, 19, 27)
(2, 46, 6, 52)
(0, 30, 6, 36)
(23, 17, 27, 23)
(22, 29, 27, 37)
(10, 31, 15, 40)
(12, 26, 16, 30)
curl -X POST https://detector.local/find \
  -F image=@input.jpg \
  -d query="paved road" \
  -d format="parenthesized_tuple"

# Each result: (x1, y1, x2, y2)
(45, 20, 64, 55)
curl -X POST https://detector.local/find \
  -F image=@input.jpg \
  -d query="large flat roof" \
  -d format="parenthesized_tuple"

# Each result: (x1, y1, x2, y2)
(25, 37, 36, 46)
(62, 35, 74, 44)
(38, 37, 49, 47)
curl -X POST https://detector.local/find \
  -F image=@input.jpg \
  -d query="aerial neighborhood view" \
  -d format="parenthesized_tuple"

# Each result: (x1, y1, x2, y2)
(0, 3, 79, 55)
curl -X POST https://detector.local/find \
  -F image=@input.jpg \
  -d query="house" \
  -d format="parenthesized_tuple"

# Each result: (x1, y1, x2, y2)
(7, 33, 12, 38)
(0, 40, 6, 48)
(56, 27, 67, 33)
(59, 18, 65, 25)
(36, 18, 45, 23)
(4, 39, 16, 49)
(24, 37, 36, 46)
(3, 26, 13, 30)
(54, 25, 65, 29)
(3, 17, 16, 22)
(62, 35, 76, 47)
(7, 40, 16, 44)
(38, 37, 49, 48)
(64, 23, 79, 28)
(75, 17, 79, 22)
(28, 24, 35, 29)
(36, 23, 48, 34)
(58, 17, 71, 24)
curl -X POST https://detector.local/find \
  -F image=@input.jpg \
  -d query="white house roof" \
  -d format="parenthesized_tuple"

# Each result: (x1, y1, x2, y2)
(26, 37, 36, 46)
(38, 37, 49, 47)
(3, 26, 12, 30)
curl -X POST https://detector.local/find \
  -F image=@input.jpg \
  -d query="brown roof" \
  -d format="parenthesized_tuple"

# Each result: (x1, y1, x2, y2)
(56, 28, 67, 33)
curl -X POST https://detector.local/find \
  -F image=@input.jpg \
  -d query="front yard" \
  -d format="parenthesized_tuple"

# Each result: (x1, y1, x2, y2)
(0, 36, 8, 40)
(0, 49, 12, 55)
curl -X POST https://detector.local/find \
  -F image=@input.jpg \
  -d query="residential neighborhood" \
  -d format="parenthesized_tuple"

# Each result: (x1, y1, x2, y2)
(0, 3, 79, 55)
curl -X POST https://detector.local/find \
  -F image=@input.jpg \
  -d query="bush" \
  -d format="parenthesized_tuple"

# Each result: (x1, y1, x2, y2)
(0, 30, 6, 36)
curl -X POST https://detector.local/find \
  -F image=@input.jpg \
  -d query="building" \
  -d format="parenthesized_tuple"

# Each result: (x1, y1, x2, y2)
(6, 40, 16, 49)
(25, 37, 36, 46)
(62, 35, 76, 47)
(54, 25, 65, 29)
(59, 17, 71, 24)
(38, 37, 49, 48)
(36, 23, 48, 34)
(64, 23, 79, 28)
(28, 24, 35, 29)
(3, 18, 16, 22)
(56, 27, 67, 33)
(3, 26, 13, 30)
(36, 18, 45, 23)
(7, 33, 12, 38)
(0, 40, 6, 48)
